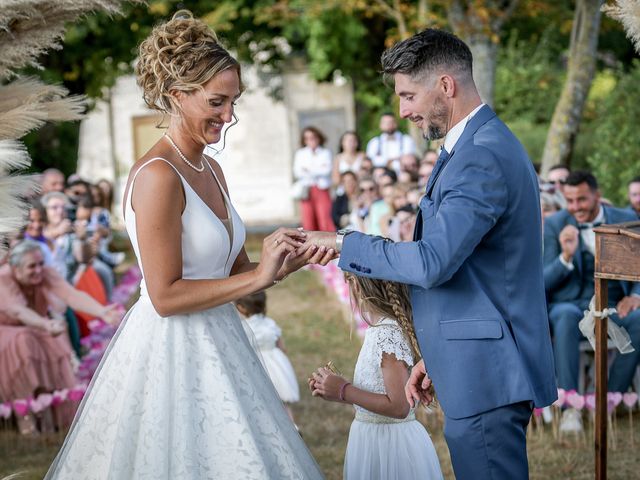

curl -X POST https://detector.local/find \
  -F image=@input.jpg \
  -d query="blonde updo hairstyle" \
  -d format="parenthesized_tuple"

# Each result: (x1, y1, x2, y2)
(136, 10, 244, 116)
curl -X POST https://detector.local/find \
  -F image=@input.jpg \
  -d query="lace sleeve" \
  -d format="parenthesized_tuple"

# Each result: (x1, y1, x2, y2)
(372, 323, 415, 368)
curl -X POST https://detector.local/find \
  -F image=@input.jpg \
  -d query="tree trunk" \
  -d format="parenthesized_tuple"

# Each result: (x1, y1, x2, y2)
(447, 0, 518, 108)
(467, 37, 497, 107)
(540, 0, 604, 178)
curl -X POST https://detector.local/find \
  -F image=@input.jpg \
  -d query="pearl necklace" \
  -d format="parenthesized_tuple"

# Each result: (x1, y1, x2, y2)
(163, 134, 205, 173)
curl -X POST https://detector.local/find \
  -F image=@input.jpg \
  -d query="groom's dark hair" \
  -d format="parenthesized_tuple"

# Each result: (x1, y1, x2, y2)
(381, 29, 473, 85)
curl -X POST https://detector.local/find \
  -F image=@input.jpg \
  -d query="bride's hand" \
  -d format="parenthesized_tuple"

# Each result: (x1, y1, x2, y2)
(255, 228, 306, 285)
(275, 241, 336, 280)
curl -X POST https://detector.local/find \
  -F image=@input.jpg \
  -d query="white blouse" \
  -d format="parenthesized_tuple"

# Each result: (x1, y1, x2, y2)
(293, 146, 333, 190)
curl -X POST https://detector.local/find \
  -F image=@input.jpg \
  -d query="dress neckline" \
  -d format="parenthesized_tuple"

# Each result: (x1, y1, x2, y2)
(127, 157, 234, 249)
(185, 159, 234, 246)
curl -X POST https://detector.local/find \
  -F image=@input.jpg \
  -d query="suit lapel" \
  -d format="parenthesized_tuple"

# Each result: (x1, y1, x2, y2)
(413, 210, 423, 241)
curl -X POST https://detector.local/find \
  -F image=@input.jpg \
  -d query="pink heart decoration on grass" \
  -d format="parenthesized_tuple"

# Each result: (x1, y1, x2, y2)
(622, 392, 638, 408)
(608, 392, 623, 408)
(68, 388, 85, 402)
(13, 399, 29, 416)
(30, 397, 45, 413)
(567, 392, 585, 410)
(51, 389, 68, 406)
(585, 393, 596, 411)
(0, 403, 12, 419)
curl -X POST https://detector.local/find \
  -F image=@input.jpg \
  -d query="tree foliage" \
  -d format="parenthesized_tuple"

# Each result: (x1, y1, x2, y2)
(18, 0, 638, 176)
(586, 60, 640, 206)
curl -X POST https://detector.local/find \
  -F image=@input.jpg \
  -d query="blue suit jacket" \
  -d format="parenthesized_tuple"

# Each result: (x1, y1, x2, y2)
(624, 205, 640, 219)
(543, 206, 640, 303)
(339, 105, 557, 419)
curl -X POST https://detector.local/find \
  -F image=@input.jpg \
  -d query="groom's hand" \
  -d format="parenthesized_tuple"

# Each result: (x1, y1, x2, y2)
(405, 359, 434, 408)
(298, 231, 339, 266)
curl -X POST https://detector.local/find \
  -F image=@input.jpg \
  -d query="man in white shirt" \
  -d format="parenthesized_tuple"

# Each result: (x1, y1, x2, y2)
(365, 113, 416, 171)
(544, 171, 640, 429)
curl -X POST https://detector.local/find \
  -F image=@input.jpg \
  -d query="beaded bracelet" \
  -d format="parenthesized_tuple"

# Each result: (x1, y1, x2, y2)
(339, 381, 351, 402)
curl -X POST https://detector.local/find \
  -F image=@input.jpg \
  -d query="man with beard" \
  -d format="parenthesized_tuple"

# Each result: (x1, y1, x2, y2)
(544, 171, 640, 432)
(303, 29, 556, 479)
(365, 112, 416, 171)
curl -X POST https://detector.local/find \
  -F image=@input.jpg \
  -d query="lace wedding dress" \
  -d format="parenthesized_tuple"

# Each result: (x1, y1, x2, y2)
(343, 318, 443, 480)
(45, 158, 323, 479)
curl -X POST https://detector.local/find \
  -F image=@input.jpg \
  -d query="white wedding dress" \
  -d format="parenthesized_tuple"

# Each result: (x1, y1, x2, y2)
(45, 158, 323, 479)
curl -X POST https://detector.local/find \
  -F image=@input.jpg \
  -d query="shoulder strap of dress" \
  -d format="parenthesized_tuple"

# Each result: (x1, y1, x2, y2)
(132, 157, 182, 184)
(125, 157, 183, 220)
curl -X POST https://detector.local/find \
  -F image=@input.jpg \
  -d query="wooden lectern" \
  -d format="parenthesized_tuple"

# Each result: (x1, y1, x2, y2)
(593, 221, 640, 479)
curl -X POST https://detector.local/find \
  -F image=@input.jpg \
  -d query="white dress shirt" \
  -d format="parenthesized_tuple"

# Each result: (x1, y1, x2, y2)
(293, 146, 333, 190)
(443, 103, 485, 154)
(366, 131, 416, 169)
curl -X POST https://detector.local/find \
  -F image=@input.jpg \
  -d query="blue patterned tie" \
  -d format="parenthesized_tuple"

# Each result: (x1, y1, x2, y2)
(425, 147, 450, 195)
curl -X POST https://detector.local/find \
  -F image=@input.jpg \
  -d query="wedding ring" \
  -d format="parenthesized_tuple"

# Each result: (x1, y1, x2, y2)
(274, 238, 280, 245)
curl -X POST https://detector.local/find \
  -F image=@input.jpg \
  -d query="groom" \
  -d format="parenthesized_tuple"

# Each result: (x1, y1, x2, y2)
(305, 29, 556, 478)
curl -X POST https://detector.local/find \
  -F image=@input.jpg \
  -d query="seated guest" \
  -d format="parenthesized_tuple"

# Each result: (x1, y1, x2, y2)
(23, 200, 54, 265)
(332, 171, 360, 230)
(76, 195, 124, 269)
(0, 240, 121, 433)
(42, 191, 76, 279)
(399, 153, 420, 176)
(626, 176, 640, 218)
(353, 177, 380, 233)
(357, 156, 374, 180)
(373, 167, 397, 189)
(418, 150, 437, 189)
(547, 164, 570, 195)
(544, 171, 640, 431)
(387, 204, 417, 242)
(39, 168, 65, 195)
(398, 169, 419, 185)
(540, 191, 564, 222)
(42, 192, 114, 300)
(378, 185, 410, 238)
(95, 179, 115, 213)
(64, 178, 92, 205)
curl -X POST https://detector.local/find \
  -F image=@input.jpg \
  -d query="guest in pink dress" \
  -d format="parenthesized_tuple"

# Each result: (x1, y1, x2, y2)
(0, 240, 121, 434)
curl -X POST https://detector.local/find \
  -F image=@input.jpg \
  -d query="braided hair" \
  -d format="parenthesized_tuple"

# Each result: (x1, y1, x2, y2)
(345, 272, 421, 361)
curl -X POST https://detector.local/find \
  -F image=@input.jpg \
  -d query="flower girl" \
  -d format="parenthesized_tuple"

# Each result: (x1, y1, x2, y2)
(236, 291, 300, 422)
(310, 273, 443, 480)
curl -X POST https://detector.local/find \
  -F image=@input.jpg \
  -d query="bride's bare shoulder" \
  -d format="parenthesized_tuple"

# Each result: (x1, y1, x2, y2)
(123, 147, 183, 215)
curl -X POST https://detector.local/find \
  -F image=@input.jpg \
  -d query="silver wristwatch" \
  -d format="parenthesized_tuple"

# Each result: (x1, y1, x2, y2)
(335, 229, 353, 253)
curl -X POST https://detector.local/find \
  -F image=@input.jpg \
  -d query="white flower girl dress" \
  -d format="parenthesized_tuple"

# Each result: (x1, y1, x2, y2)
(344, 318, 443, 480)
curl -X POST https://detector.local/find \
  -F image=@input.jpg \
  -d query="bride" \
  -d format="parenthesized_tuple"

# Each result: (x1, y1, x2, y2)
(45, 11, 330, 479)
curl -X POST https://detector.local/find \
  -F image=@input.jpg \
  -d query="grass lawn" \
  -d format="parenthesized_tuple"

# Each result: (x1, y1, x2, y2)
(1, 253, 639, 479)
